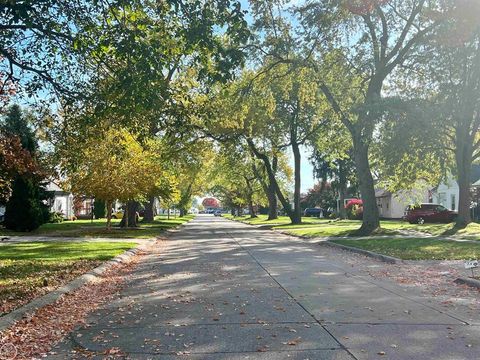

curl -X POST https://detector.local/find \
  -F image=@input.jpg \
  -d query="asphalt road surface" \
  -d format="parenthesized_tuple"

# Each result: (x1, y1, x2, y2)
(50, 215, 480, 359)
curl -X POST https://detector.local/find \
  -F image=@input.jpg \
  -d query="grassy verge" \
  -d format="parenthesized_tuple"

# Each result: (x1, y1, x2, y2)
(0, 214, 195, 239)
(0, 241, 136, 315)
(332, 237, 480, 260)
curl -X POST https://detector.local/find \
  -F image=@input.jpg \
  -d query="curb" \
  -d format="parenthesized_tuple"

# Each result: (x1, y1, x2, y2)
(0, 239, 154, 332)
(454, 277, 480, 289)
(322, 241, 404, 264)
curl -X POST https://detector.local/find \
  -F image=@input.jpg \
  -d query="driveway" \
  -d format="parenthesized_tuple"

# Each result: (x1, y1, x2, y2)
(50, 215, 480, 359)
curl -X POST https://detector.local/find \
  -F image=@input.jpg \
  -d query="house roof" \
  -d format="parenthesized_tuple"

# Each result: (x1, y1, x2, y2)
(46, 181, 63, 192)
(375, 188, 391, 198)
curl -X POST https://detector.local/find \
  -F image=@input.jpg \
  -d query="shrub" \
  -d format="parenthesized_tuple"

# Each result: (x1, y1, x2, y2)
(4, 177, 49, 231)
(345, 199, 363, 220)
(49, 211, 64, 223)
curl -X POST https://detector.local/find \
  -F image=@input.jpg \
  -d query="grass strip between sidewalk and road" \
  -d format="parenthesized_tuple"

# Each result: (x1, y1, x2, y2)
(331, 237, 480, 260)
(0, 214, 196, 239)
(225, 214, 480, 240)
(0, 241, 137, 316)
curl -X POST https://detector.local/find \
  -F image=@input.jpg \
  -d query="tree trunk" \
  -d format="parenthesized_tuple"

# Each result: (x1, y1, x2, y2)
(251, 159, 278, 220)
(455, 131, 473, 227)
(143, 197, 155, 222)
(266, 185, 278, 220)
(352, 134, 380, 234)
(291, 140, 302, 224)
(338, 160, 348, 220)
(248, 201, 257, 218)
(244, 177, 258, 218)
(179, 208, 186, 217)
(106, 200, 112, 230)
(247, 139, 296, 223)
(120, 201, 139, 228)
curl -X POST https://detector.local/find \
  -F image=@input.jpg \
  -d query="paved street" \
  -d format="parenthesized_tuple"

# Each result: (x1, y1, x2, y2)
(51, 215, 480, 359)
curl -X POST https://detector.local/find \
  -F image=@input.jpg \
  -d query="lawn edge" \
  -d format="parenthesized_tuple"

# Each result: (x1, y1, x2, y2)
(319, 241, 405, 264)
(0, 239, 154, 332)
(454, 277, 480, 289)
(322, 241, 404, 264)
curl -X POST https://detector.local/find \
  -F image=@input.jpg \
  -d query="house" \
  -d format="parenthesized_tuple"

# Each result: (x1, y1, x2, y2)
(431, 165, 480, 211)
(375, 165, 480, 219)
(46, 181, 75, 219)
(375, 187, 430, 219)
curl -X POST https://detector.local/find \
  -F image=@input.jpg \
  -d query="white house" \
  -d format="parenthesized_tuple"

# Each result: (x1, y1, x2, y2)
(375, 186, 430, 219)
(46, 181, 75, 219)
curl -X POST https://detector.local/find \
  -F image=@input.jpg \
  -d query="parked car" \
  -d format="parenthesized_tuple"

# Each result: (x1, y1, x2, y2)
(304, 208, 323, 217)
(214, 210, 222, 217)
(403, 204, 457, 224)
(111, 209, 140, 222)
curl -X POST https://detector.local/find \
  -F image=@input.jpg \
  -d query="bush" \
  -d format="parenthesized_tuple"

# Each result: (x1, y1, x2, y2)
(345, 199, 363, 220)
(49, 211, 64, 223)
(4, 177, 49, 231)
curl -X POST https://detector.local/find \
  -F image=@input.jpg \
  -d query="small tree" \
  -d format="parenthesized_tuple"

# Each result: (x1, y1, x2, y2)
(65, 127, 165, 229)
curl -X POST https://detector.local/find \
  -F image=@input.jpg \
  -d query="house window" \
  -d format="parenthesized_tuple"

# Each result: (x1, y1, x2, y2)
(451, 194, 456, 211)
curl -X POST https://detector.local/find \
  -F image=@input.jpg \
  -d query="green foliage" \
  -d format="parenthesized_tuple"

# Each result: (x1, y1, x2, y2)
(4, 177, 49, 231)
(48, 212, 64, 223)
(93, 199, 106, 219)
(1, 104, 48, 231)
(300, 183, 337, 211)
(2, 105, 37, 152)
(65, 126, 165, 204)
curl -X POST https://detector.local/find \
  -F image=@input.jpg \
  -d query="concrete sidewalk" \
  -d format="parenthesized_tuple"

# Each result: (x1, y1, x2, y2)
(49, 215, 479, 359)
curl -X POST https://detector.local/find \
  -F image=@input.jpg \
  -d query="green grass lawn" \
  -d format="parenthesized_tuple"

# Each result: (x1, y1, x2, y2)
(225, 215, 480, 240)
(0, 214, 196, 239)
(0, 241, 136, 315)
(331, 237, 480, 260)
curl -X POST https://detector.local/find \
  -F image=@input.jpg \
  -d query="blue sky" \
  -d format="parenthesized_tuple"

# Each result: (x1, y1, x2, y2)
(288, 146, 316, 193)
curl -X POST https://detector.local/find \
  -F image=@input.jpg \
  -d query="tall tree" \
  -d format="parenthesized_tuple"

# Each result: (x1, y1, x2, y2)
(297, 0, 442, 233)
(1, 104, 48, 231)
(251, 0, 442, 232)
(421, 1, 480, 226)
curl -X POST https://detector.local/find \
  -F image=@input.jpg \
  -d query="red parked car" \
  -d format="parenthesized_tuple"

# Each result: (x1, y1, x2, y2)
(403, 204, 457, 224)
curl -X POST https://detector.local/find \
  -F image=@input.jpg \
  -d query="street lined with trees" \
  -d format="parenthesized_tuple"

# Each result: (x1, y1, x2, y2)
(1, 1, 480, 233)
(2, 1, 480, 359)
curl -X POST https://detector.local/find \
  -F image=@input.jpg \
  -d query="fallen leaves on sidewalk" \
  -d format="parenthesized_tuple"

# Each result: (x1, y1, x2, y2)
(0, 247, 149, 359)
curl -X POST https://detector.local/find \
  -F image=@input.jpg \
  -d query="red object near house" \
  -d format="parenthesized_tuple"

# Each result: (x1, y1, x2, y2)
(202, 197, 220, 208)
(403, 204, 457, 224)
(345, 199, 363, 209)
(345, 199, 363, 220)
